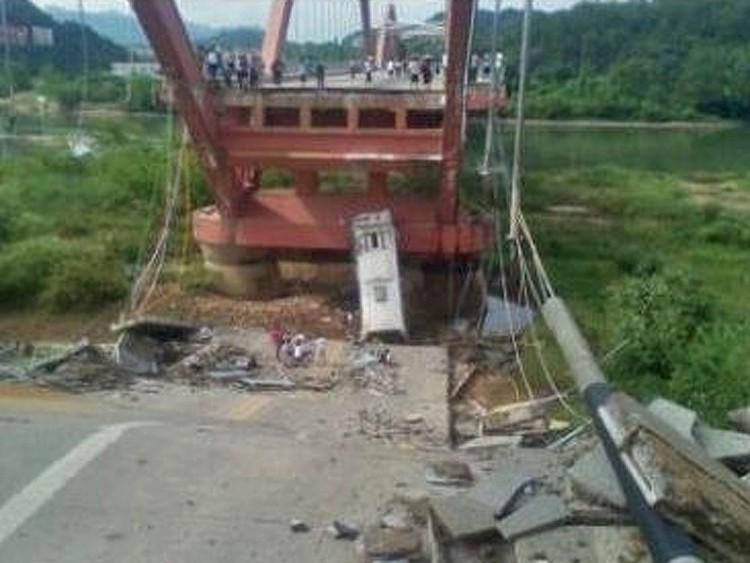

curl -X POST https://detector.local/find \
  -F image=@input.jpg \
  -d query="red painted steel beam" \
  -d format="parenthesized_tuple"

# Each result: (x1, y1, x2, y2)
(262, 0, 294, 73)
(439, 0, 475, 224)
(360, 0, 375, 58)
(219, 128, 442, 167)
(130, 0, 242, 216)
(193, 194, 493, 256)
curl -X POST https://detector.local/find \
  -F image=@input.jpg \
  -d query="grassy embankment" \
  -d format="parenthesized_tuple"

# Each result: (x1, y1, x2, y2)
(464, 150, 750, 424)
(1, 108, 749, 423)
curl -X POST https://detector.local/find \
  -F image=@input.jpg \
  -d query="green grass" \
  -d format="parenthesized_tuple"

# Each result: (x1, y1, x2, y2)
(468, 160, 750, 424)
(0, 113, 185, 313)
(1, 101, 748, 424)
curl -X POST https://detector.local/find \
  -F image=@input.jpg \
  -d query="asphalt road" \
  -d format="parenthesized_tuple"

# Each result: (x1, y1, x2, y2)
(0, 343, 448, 563)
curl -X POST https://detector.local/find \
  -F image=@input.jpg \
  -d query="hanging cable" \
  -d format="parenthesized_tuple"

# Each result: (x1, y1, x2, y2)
(508, 0, 532, 241)
(125, 108, 187, 317)
(1, 0, 14, 159)
(77, 0, 89, 131)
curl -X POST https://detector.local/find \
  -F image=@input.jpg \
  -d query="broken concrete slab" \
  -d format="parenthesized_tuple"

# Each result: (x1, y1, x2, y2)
(481, 296, 534, 338)
(425, 460, 473, 487)
(566, 444, 627, 510)
(513, 525, 651, 563)
(466, 471, 537, 519)
(289, 519, 309, 533)
(728, 407, 750, 434)
(362, 526, 422, 560)
(607, 392, 750, 561)
(496, 494, 569, 541)
(112, 316, 207, 342)
(693, 423, 750, 474)
(113, 332, 159, 376)
(647, 397, 697, 443)
(237, 376, 296, 391)
(329, 519, 360, 540)
(429, 495, 497, 541)
(458, 435, 523, 451)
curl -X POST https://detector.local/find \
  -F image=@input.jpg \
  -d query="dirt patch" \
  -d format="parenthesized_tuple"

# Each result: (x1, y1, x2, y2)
(543, 204, 611, 226)
(141, 283, 353, 339)
(684, 181, 750, 213)
(0, 284, 354, 345)
(0, 307, 119, 343)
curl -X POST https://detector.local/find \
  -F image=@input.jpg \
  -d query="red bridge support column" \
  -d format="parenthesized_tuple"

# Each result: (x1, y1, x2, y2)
(131, 0, 242, 217)
(439, 0, 475, 225)
(359, 0, 375, 59)
(262, 0, 294, 74)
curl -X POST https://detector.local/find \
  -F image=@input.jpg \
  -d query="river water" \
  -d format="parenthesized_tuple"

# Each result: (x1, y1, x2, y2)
(466, 121, 750, 175)
(521, 124, 750, 174)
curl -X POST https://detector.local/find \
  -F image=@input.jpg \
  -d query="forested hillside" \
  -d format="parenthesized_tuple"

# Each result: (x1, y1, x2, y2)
(470, 0, 750, 120)
(1, 0, 126, 93)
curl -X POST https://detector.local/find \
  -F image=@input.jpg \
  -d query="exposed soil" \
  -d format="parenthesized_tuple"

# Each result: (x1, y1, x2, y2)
(684, 180, 750, 213)
(0, 283, 353, 345)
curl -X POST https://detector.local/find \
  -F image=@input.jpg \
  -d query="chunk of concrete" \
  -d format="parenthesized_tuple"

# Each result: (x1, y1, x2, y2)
(429, 495, 497, 540)
(363, 526, 422, 560)
(513, 525, 651, 563)
(113, 332, 159, 375)
(467, 471, 537, 519)
(458, 435, 523, 451)
(425, 460, 473, 487)
(647, 398, 697, 443)
(566, 444, 627, 510)
(728, 407, 750, 434)
(694, 423, 750, 474)
(496, 494, 569, 541)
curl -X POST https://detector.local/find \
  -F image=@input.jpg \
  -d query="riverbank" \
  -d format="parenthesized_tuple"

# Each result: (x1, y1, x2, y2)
(503, 118, 739, 130)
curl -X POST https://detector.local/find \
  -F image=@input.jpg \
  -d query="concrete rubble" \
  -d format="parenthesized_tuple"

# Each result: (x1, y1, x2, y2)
(354, 388, 750, 562)
(566, 444, 627, 510)
(6, 318, 750, 562)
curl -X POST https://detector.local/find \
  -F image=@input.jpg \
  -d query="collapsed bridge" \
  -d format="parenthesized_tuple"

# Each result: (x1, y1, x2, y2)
(131, 1, 503, 297)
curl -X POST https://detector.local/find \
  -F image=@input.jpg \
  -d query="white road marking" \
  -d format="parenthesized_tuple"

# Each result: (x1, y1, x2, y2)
(0, 422, 155, 546)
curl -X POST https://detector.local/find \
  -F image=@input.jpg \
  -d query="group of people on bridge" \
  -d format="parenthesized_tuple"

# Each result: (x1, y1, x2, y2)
(200, 45, 504, 91)
(350, 54, 448, 88)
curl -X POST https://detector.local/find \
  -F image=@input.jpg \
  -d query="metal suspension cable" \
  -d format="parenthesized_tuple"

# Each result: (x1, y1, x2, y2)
(76, 0, 89, 131)
(1, 0, 13, 159)
(515, 239, 582, 418)
(1, 0, 12, 102)
(480, 0, 502, 176)
(508, 0, 532, 241)
(126, 110, 186, 316)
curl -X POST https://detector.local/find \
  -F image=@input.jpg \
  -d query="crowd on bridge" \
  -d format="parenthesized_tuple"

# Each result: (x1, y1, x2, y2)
(199, 45, 504, 91)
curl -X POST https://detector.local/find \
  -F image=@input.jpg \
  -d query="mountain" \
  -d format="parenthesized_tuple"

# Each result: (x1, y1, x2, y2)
(44, 6, 246, 49)
(202, 27, 265, 50)
(4, 0, 126, 73)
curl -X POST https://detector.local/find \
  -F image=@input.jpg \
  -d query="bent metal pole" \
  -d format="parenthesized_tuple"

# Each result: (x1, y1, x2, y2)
(541, 297, 703, 563)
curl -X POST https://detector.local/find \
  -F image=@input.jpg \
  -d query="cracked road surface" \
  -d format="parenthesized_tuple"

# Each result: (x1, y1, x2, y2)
(0, 344, 448, 563)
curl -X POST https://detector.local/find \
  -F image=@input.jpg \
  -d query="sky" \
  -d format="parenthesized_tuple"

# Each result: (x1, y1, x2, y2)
(41, 1, 584, 31)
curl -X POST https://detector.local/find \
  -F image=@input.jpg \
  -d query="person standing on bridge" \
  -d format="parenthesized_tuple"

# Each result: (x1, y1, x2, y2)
(364, 57, 374, 83)
(298, 61, 308, 85)
(408, 58, 420, 88)
(272, 59, 284, 86)
(316, 62, 326, 89)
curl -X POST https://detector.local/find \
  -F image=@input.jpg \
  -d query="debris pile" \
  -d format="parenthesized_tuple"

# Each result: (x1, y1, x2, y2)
(356, 396, 750, 562)
(450, 341, 574, 448)
(0, 317, 328, 393)
(344, 346, 402, 395)
(0, 338, 133, 392)
(357, 403, 441, 446)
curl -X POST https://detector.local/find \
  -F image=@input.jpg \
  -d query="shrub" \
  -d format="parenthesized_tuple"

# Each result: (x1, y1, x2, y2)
(608, 271, 714, 392)
(40, 247, 128, 312)
(670, 322, 750, 425)
(0, 237, 69, 307)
